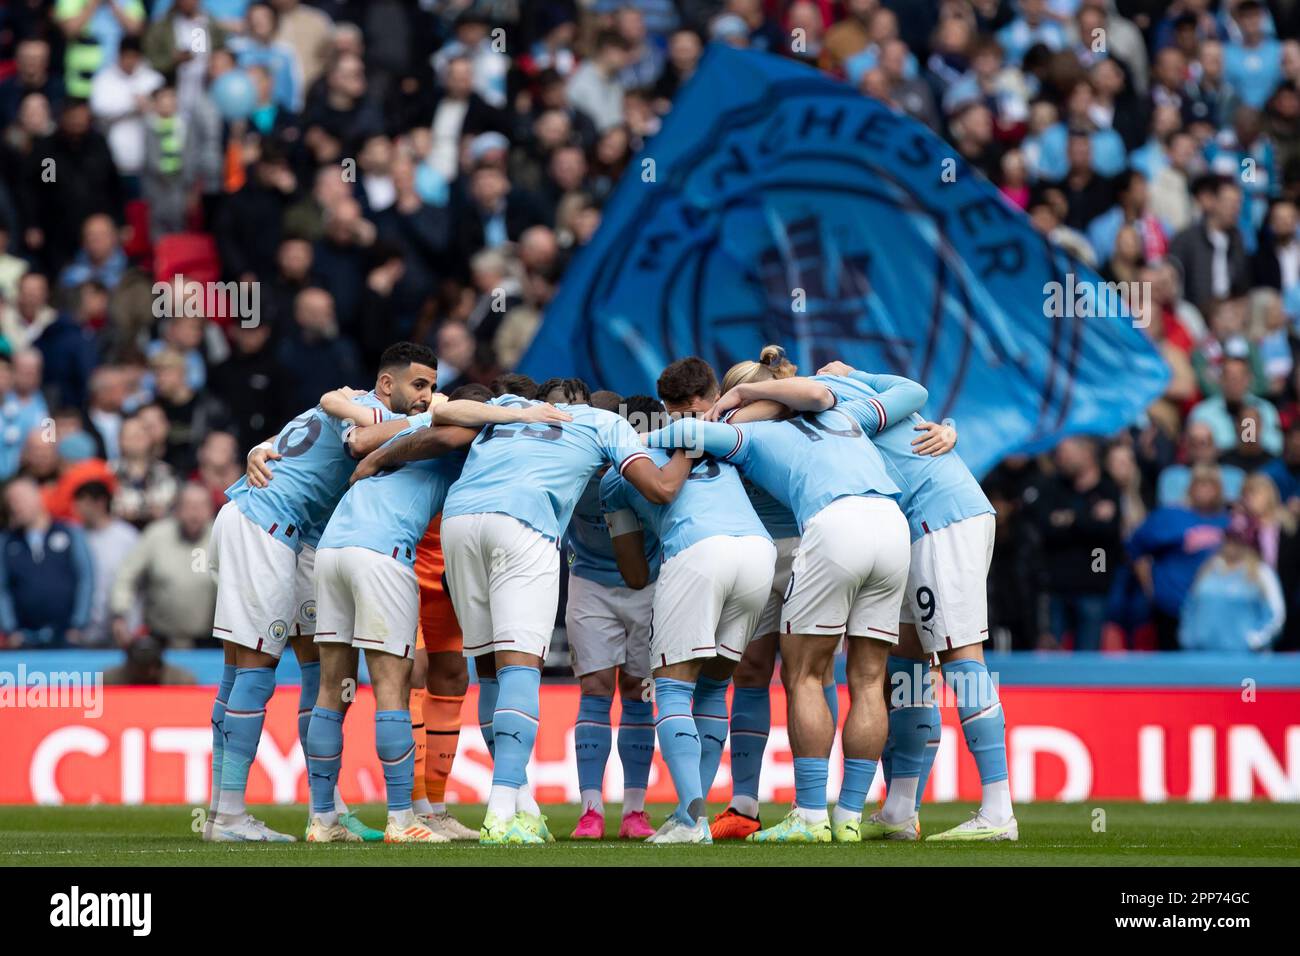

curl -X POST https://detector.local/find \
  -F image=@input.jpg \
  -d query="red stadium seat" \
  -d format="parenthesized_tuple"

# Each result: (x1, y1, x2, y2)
(153, 233, 221, 286)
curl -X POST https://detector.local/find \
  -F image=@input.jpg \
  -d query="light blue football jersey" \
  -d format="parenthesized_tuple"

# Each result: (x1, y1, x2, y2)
(565, 473, 663, 587)
(644, 401, 902, 532)
(745, 478, 800, 540)
(812, 373, 993, 541)
(316, 428, 466, 566)
(225, 391, 397, 552)
(600, 448, 770, 562)
(441, 396, 650, 541)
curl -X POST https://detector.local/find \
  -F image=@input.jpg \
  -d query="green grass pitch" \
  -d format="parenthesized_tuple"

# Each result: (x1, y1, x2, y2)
(2, 802, 1297, 867)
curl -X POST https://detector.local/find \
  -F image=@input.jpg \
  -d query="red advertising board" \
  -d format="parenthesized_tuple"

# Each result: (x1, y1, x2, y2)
(0, 686, 1296, 804)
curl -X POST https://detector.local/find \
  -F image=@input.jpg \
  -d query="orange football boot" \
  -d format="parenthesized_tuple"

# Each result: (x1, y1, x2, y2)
(710, 807, 761, 840)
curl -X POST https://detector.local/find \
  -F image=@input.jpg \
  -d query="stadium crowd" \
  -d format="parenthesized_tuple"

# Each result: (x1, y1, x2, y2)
(0, 0, 1298, 655)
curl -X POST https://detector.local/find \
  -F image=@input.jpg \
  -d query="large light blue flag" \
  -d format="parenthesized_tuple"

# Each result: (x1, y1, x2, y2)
(520, 46, 1169, 476)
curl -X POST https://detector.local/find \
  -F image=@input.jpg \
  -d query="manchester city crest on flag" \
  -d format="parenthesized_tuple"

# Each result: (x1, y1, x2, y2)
(521, 45, 1169, 476)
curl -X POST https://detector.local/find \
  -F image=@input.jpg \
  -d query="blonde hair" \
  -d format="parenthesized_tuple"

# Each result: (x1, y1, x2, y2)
(1242, 472, 1297, 534)
(720, 344, 798, 394)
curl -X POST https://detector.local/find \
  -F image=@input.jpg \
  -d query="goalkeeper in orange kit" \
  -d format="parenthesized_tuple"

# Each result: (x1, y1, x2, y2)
(409, 516, 478, 839)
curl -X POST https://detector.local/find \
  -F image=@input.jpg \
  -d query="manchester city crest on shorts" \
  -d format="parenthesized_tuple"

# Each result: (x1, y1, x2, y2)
(268, 619, 289, 642)
(300, 600, 317, 624)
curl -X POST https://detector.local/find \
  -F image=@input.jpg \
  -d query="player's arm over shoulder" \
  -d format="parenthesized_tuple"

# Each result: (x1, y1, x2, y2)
(318, 388, 420, 459)
(349, 424, 480, 485)
(595, 413, 689, 505)
(432, 395, 572, 429)
(845, 370, 929, 432)
(609, 418, 693, 504)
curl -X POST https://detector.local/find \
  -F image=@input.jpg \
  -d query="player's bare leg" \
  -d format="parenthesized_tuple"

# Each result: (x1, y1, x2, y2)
(368, 651, 446, 842)
(303, 643, 366, 842)
(750, 633, 837, 842)
(863, 623, 935, 839)
(831, 636, 892, 840)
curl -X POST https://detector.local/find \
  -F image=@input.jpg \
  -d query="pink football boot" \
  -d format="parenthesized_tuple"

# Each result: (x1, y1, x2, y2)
(571, 807, 606, 839)
(618, 810, 655, 839)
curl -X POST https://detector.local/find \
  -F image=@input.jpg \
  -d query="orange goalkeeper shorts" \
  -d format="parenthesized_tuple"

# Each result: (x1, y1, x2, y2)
(415, 515, 463, 655)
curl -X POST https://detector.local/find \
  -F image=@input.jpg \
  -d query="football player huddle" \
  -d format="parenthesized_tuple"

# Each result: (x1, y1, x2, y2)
(201, 340, 1016, 847)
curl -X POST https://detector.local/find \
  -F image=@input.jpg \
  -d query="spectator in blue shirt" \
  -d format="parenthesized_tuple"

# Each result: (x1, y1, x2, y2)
(0, 350, 50, 480)
(1158, 419, 1247, 506)
(1223, 0, 1282, 109)
(227, 3, 302, 112)
(997, 0, 1068, 66)
(0, 476, 94, 647)
(1179, 511, 1285, 650)
(1128, 464, 1232, 650)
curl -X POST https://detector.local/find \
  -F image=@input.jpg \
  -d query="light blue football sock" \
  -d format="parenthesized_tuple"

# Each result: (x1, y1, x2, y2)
(654, 677, 703, 822)
(728, 686, 770, 808)
(491, 666, 541, 790)
(575, 694, 613, 797)
(693, 676, 730, 798)
(306, 706, 344, 816)
(209, 664, 236, 812)
(477, 676, 499, 760)
(617, 698, 655, 793)
(218, 666, 276, 814)
(376, 710, 415, 813)
(838, 757, 877, 814)
(793, 756, 829, 813)
(886, 658, 932, 779)
(942, 659, 1007, 784)
(883, 657, 936, 818)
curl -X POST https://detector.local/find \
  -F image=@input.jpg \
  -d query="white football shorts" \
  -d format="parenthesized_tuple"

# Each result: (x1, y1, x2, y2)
(897, 512, 995, 653)
(292, 542, 317, 638)
(314, 546, 419, 659)
(650, 534, 776, 669)
(209, 501, 299, 659)
(780, 495, 910, 643)
(565, 573, 655, 679)
(441, 512, 560, 661)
